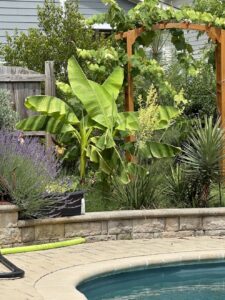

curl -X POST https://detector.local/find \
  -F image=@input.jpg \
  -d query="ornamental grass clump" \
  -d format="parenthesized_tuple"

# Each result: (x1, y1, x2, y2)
(0, 131, 60, 218)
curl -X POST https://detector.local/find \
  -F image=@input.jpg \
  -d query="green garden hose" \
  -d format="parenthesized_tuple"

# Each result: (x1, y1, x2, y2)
(0, 238, 86, 255)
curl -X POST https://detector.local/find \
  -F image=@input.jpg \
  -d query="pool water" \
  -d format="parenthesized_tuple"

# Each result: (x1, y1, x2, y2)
(78, 260, 225, 300)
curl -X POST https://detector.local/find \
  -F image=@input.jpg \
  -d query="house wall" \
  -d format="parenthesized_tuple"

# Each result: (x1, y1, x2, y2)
(78, 0, 134, 18)
(0, 0, 135, 45)
(163, 0, 209, 60)
(0, 0, 60, 44)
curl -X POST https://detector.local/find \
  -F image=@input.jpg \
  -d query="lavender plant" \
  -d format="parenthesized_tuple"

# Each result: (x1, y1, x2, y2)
(0, 131, 60, 218)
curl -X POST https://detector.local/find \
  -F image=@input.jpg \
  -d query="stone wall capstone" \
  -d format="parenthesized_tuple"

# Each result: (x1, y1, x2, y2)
(2, 207, 225, 247)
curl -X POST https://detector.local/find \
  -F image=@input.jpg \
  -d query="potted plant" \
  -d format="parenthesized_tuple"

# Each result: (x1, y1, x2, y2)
(42, 177, 85, 218)
(42, 190, 85, 217)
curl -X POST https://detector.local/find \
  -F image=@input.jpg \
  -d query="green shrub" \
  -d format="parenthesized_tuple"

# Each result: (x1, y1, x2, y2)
(165, 61, 217, 119)
(0, 89, 18, 129)
(45, 176, 79, 194)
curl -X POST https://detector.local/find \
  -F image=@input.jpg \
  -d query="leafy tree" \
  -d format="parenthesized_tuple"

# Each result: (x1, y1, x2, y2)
(0, 0, 108, 82)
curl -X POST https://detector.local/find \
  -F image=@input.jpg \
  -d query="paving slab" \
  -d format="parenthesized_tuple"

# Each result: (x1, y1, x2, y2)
(1, 237, 225, 299)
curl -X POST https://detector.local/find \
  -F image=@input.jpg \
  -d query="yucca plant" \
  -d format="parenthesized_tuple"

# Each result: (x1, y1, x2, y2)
(165, 164, 203, 208)
(182, 116, 224, 207)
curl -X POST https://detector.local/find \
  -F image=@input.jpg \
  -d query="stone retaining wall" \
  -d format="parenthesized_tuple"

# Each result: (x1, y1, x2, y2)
(2, 206, 225, 247)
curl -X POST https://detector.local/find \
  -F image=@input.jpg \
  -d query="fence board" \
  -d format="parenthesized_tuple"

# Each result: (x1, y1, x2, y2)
(0, 74, 46, 82)
(0, 64, 55, 148)
(0, 66, 45, 119)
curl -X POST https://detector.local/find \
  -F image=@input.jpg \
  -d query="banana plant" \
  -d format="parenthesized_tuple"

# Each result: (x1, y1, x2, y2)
(17, 57, 138, 181)
(17, 57, 181, 182)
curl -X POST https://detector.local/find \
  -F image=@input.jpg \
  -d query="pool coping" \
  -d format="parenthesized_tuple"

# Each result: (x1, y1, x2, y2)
(35, 249, 225, 300)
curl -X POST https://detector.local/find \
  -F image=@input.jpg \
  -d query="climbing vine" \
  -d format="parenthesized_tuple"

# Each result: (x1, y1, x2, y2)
(90, 0, 225, 31)
(81, 0, 225, 107)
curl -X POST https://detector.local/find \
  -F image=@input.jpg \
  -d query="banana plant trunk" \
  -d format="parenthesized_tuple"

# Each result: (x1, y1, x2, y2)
(79, 123, 88, 184)
(80, 147, 86, 184)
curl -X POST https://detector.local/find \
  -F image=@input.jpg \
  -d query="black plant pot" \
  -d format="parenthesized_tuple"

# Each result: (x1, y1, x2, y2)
(42, 190, 85, 218)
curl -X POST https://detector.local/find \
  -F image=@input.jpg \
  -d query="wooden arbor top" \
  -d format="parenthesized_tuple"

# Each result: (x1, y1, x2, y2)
(116, 22, 222, 43)
(116, 22, 225, 127)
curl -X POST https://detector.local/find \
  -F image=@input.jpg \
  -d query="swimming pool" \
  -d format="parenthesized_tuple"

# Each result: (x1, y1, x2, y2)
(78, 260, 225, 300)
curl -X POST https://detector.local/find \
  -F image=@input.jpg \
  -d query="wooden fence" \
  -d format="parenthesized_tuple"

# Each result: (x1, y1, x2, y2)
(0, 62, 55, 147)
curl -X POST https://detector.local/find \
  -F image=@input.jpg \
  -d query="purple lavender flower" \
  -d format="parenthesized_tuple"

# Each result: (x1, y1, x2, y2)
(0, 130, 61, 218)
(0, 131, 60, 177)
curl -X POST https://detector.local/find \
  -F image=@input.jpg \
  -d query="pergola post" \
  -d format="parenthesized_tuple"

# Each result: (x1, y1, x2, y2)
(125, 31, 136, 112)
(216, 30, 225, 127)
(215, 29, 225, 173)
(125, 30, 140, 145)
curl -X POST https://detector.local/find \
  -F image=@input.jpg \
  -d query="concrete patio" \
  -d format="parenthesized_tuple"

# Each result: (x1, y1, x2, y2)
(2, 236, 225, 299)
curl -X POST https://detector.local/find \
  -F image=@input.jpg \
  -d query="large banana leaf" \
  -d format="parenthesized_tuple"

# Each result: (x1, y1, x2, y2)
(87, 145, 113, 175)
(25, 95, 79, 124)
(116, 112, 139, 132)
(87, 145, 126, 179)
(139, 141, 181, 159)
(16, 115, 75, 134)
(156, 106, 180, 130)
(102, 66, 124, 100)
(94, 133, 116, 150)
(158, 105, 179, 121)
(89, 81, 118, 126)
(68, 57, 117, 128)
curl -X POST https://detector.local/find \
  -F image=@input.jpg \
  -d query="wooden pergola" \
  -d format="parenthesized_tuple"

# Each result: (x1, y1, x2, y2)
(116, 22, 225, 127)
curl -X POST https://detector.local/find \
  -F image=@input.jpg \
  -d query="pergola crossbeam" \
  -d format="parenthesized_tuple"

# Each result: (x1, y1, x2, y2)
(115, 22, 225, 122)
